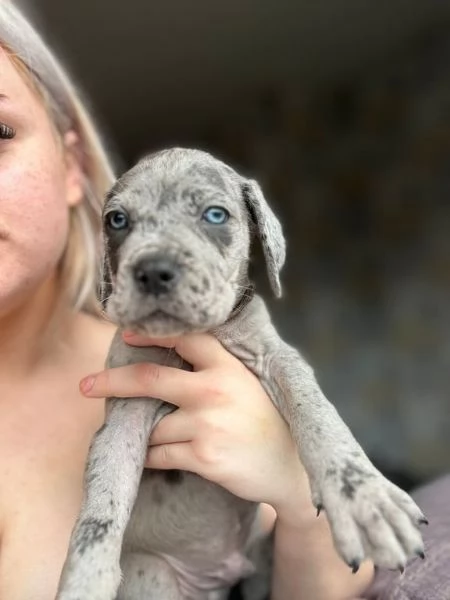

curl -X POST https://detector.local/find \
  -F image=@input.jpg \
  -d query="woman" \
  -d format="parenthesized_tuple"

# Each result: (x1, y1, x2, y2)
(0, 2, 374, 598)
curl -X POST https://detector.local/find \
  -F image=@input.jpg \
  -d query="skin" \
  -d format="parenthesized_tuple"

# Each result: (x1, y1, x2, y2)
(0, 46, 373, 600)
(0, 47, 115, 600)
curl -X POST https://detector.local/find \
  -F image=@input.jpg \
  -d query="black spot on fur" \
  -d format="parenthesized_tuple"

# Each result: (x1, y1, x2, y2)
(96, 423, 108, 437)
(340, 460, 374, 499)
(103, 232, 126, 279)
(189, 165, 228, 191)
(203, 222, 233, 251)
(86, 471, 99, 484)
(341, 479, 357, 499)
(158, 186, 178, 209)
(75, 518, 113, 555)
(87, 456, 99, 471)
(146, 215, 158, 227)
(137, 569, 145, 578)
(164, 470, 183, 484)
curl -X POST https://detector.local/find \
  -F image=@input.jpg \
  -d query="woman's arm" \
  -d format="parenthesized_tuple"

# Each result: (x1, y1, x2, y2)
(81, 331, 374, 599)
(269, 483, 374, 600)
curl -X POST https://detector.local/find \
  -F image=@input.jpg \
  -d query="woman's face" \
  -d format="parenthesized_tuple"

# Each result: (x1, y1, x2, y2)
(0, 47, 82, 316)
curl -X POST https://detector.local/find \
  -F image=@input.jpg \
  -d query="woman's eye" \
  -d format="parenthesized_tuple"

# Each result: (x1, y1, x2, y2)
(202, 206, 230, 225)
(105, 210, 129, 231)
(0, 123, 16, 140)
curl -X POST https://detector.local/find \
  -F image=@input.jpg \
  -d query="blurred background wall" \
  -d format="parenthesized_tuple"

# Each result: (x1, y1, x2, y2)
(21, 0, 450, 488)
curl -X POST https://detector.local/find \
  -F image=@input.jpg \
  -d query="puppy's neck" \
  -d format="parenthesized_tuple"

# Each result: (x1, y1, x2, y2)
(228, 283, 255, 321)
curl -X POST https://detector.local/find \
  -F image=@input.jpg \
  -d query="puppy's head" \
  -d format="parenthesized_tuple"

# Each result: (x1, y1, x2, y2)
(100, 148, 285, 336)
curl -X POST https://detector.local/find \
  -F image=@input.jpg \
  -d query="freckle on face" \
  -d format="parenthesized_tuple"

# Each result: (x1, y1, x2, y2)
(0, 50, 76, 309)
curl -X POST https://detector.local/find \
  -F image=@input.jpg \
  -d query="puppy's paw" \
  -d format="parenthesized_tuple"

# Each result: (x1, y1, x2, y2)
(312, 458, 426, 572)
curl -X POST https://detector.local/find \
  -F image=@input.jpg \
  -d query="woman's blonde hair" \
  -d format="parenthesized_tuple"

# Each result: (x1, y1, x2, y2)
(0, 1, 116, 315)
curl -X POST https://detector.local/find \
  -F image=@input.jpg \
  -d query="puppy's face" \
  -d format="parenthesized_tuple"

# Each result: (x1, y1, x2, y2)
(102, 149, 253, 336)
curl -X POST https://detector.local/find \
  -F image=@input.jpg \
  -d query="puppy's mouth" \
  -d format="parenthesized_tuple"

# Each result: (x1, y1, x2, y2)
(146, 309, 184, 323)
(125, 308, 196, 336)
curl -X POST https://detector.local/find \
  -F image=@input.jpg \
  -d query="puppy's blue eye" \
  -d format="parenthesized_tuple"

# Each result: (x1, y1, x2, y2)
(106, 210, 129, 230)
(202, 206, 229, 225)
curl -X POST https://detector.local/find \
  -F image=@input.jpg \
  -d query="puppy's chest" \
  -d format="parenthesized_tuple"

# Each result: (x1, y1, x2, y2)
(126, 470, 256, 549)
(124, 470, 257, 593)
(159, 551, 253, 600)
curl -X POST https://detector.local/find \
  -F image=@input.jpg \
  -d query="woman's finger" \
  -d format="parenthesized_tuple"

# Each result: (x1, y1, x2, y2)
(145, 442, 199, 472)
(122, 331, 235, 371)
(149, 411, 195, 446)
(80, 362, 202, 406)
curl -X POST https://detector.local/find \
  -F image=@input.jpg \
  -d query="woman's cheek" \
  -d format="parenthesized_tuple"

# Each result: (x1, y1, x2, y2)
(0, 146, 71, 280)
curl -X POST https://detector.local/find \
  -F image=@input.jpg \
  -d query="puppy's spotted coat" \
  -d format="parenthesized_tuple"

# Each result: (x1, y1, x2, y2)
(56, 148, 426, 600)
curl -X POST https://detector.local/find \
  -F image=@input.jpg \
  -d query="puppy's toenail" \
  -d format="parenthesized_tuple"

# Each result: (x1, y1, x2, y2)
(419, 516, 429, 526)
(316, 504, 323, 517)
(398, 564, 405, 574)
(416, 550, 425, 560)
(349, 560, 360, 573)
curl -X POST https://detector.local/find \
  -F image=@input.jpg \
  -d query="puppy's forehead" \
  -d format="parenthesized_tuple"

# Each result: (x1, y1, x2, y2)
(141, 148, 237, 185)
(105, 148, 241, 211)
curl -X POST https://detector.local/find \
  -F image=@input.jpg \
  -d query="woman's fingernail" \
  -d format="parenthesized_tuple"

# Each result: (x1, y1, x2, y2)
(123, 330, 135, 338)
(80, 376, 96, 394)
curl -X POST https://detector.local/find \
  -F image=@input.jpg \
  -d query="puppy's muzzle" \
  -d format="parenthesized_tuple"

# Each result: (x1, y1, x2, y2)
(132, 254, 181, 297)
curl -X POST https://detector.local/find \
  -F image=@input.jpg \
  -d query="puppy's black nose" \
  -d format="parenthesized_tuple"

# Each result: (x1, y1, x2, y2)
(133, 256, 180, 296)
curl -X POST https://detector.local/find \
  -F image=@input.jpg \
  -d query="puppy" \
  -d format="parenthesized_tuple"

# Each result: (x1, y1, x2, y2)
(57, 148, 426, 600)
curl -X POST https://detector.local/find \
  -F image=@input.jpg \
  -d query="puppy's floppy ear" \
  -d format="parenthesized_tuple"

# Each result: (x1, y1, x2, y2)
(241, 179, 286, 298)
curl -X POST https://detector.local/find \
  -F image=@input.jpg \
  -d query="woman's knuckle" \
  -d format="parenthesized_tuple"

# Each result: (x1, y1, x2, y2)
(198, 419, 221, 440)
(202, 377, 230, 402)
(100, 369, 114, 397)
(194, 440, 223, 467)
(160, 444, 172, 465)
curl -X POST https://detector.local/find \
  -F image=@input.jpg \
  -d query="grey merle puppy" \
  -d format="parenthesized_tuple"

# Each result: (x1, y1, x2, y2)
(56, 148, 426, 600)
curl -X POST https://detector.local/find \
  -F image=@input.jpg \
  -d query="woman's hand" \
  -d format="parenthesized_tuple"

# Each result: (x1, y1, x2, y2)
(80, 331, 375, 599)
(79, 331, 310, 514)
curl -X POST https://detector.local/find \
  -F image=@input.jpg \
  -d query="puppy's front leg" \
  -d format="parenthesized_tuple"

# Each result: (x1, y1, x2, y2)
(56, 397, 159, 600)
(270, 342, 426, 572)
